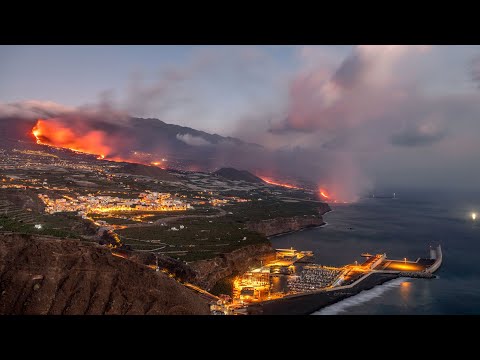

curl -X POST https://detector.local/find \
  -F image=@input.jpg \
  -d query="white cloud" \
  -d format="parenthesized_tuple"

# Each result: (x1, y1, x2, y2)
(176, 133, 211, 146)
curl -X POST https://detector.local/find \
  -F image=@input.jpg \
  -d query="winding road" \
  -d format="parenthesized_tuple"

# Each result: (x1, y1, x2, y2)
(119, 207, 227, 228)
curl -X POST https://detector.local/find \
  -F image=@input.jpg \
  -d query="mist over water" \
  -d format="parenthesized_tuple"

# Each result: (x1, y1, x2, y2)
(272, 189, 480, 315)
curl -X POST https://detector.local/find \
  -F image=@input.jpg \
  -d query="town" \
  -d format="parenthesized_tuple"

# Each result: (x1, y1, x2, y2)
(0, 140, 323, 262)
(38, 191, 192, 217)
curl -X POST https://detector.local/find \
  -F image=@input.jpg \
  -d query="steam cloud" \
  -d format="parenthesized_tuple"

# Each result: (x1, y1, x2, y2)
(233, 45, 480, 199)
(176, 133, 212, 146)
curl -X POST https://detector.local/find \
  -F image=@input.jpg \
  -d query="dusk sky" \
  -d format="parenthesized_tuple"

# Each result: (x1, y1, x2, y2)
(1, 45, 480, 194)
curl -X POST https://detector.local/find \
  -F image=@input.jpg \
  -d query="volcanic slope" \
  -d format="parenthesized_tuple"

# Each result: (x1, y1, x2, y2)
(214, 167, 264, 184)
(0, 233, 210, 315)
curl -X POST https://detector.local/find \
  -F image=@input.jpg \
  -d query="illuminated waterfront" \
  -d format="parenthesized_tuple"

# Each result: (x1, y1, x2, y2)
(212, 244, 440, 314)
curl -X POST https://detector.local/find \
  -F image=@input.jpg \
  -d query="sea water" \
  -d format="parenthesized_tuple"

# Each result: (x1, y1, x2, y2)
(272, 189, 480, 315)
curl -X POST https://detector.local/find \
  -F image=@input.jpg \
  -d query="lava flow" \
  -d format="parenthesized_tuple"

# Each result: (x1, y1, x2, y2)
(32, 119, 111, 160)
(319, 188, 330, 199)
(150, 161, 165, 169)
(319, 188, 350, 203)
(258, 176, 304, 190)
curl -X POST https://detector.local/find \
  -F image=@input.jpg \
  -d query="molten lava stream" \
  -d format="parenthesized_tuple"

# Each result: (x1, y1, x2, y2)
(258, 176, 303, 190)
(320, 189, 330, 199)
(32, 119, 112, 160)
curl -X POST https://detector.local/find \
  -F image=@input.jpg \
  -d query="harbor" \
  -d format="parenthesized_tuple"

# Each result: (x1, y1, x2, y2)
(210, 245, 442, 315)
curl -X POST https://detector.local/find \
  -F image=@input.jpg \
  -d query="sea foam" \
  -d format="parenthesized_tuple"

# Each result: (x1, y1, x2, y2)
(311, 277, 408, 315)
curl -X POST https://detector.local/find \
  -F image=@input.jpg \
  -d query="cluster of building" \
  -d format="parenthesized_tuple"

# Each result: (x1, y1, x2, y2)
(191, 192, 251, 207)
(1, 148, 110, 173)
(209, 198, 229, 206)
(233, 267, 271, 303)
(287, 265, 342, 293)
(38, 190, 191, 217)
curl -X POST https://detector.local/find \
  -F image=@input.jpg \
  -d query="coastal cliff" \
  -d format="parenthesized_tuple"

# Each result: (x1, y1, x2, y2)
(0, 233, 210, 315)
(190, 202, 331, 290)
(190, 242, 276, 290)
(247, 215, 324, 237)
(246, 202, 331, 237)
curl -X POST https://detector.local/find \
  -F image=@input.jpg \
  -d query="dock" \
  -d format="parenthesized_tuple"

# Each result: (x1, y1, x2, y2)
(211, 245, 443, 315)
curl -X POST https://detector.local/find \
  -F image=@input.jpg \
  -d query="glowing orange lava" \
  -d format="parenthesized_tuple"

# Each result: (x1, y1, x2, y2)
(32, 119, 112, 158)
(31, 119, 170, 170)
(319, 188, 330, 199)
(258, 176, 303, 190)
(150, 161, 165, 169)
(32, 127, 41, 143)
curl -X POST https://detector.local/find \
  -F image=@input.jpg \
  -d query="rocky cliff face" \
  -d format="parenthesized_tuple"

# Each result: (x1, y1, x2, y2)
(247, 203, 331, 237)
(0, 233, 209, 315)
(246, 215, 324, 237)
(190, 242, 276, 290)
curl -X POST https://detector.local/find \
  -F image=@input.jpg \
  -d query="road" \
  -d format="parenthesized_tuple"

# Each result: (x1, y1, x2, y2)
(183, 282, 220, 302)
(119, 207, 227, 228)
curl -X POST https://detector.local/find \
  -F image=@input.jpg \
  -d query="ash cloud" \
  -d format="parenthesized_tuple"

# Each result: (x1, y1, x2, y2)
(237, 46, 436, 200)
(0, 100, 74, 119)
(232, 45, 480, 198)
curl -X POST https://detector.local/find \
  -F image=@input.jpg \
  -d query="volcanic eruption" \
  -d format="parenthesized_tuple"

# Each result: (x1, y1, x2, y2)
(32, 119, 111, 160)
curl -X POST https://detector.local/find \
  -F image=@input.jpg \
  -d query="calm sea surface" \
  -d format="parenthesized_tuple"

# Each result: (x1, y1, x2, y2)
(272, 190, 480, 315)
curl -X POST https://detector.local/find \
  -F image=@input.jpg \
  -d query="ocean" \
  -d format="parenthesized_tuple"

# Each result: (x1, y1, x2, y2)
(271, 190, 480, 315)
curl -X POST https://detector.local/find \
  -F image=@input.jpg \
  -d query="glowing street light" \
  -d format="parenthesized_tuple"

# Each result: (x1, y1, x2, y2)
(404, 257, 407, 264)
(472, 212, 477, 221)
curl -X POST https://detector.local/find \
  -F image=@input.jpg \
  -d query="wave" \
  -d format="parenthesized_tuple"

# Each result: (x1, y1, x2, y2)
(311, 277, 408, 315)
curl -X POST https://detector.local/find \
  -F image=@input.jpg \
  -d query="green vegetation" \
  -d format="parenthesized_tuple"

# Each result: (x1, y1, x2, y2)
(224, 198, 320, 222)
(0, 147, 324, 265)
(116, 217, 269, 261)
(90, 216, 137, 225)
(0, 214, 83, 239)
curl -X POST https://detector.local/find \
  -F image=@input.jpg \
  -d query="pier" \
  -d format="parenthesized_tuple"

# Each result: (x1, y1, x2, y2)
(210, 245, 443, 315)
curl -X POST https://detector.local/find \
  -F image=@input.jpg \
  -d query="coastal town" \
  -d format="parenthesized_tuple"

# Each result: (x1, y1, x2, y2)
(0, 140, 325, 260)
(0, 138, 445, 316)
(38, 191, 192, 217)
(1, 44, 470, 318)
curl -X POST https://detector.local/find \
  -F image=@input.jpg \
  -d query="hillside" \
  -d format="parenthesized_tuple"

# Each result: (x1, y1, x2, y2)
(0, 233, 210, 315)
(0, 115, 265, 172)
(117, 162, 179, 182)
(214, 167, 264, 184)
(129, 117, 262, 149)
